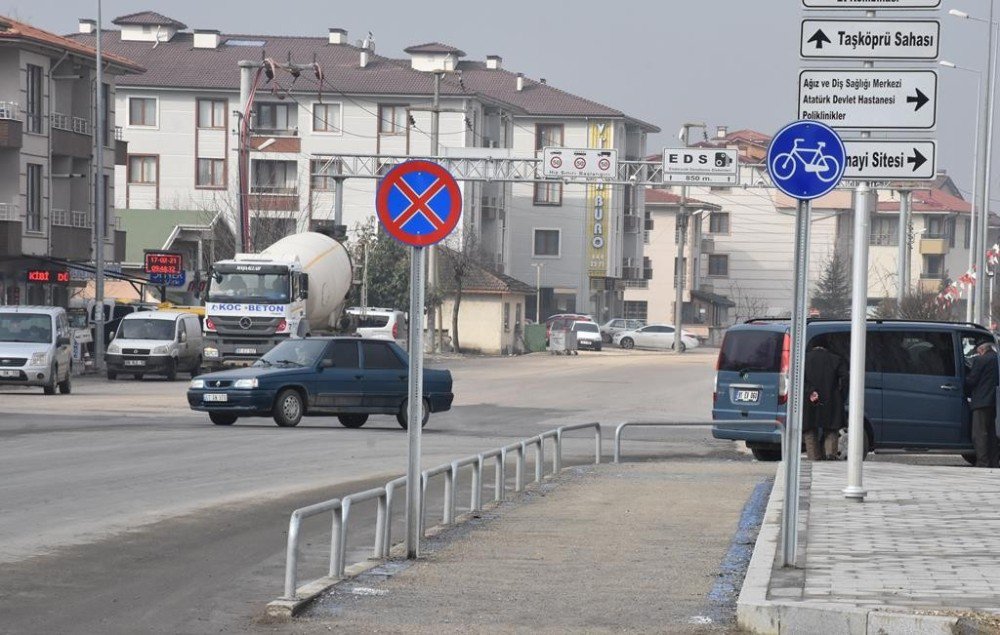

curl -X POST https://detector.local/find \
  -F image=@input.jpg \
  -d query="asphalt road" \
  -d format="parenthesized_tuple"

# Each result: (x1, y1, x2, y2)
(0, 348, 730, 633)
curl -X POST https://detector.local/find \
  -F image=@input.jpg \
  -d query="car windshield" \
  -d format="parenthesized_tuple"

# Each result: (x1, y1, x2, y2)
(573, 323, 599, 333)
(0, 313, 53, 343)
(256, 339, 328, 367)
(119, 319, 175, 340)
(207, 271, 290, 304)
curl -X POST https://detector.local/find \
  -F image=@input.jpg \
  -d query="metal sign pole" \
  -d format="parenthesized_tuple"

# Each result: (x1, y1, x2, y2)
(405, 245, 425, 559)
(781, 198, 811, 568)
(844, 183, 871, 501)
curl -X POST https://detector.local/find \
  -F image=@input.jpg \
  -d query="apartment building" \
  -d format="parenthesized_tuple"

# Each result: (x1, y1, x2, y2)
(70, 12, 656, 320)
(0, 16, 141, 307)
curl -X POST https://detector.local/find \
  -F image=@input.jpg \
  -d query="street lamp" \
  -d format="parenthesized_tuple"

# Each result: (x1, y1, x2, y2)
(939, 59, 983, 322)
(531, 263, 544, 323)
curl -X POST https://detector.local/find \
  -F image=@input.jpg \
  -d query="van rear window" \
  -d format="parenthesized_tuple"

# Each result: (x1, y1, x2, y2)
(718, 331, 784, 372)
(357, 315, 390, 328)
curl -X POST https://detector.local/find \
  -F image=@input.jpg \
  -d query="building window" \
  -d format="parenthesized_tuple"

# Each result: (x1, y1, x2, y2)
(311, 158, 342, 191)
(255, 102, 296, 134)
(963, 218, 971, 249)
(708, 254, 729, 277)
(197, 158, 225, 188)
(922, 254, 944, 278)
(534, 181, 562, 206)
(25, 64, 43, 134)
(102, 174, 111, 237)
(128, 155, 157, 184)
(535, 123, 563, 150)
(869, 216, 898, 246)
(312, 103, 342, 133)
(624, 301, 647, 321)
(101, 83, 112, 146)
(708, 211, 730, 234)
(252, 160, 297, 194)
(533, 229, 560, 257)
(515, 303, 522, 331)
(26, 163, 42, 232)
(128, 97, 157, 127)
(503, 302, 511, 332)
(197, 98, 226, 129)
(379, 105, 408, 135)
(643, 211, 654, 244)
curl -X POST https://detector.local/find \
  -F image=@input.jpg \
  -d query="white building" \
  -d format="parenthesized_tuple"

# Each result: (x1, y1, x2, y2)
(70, 11, 656, 320)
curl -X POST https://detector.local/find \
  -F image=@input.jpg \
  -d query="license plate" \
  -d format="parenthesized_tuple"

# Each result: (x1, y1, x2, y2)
(734, 389, 760, 404)
(124, 360, 146, 367)
(0, 369, 19, 378)
(203, 393, 229, 403)
(235, 348, 256, 355)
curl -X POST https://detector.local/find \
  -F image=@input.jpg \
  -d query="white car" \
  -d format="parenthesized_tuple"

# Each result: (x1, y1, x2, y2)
(346, 307, 408, 346)
(613, 324, 699, 352)
(599, 318, 646, 343)
(570, 321, 603, 351)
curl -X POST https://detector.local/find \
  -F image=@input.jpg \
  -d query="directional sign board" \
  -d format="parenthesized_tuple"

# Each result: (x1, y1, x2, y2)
(803, 0, 940, 8)
(767, 120, 846, 200)
(801, 20, 939, 60)
(662, 148, 739, 186)
(375, 160, 462, 247)
(798, 69, 937, 130)
(542, 147, 617, 180)
(843, 140, 936, 181)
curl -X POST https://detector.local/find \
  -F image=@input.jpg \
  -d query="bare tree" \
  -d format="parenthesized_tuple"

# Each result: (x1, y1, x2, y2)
(438, 230, 488, 352)
(873, 293, 954, 321)
(729, 281, 771, 323)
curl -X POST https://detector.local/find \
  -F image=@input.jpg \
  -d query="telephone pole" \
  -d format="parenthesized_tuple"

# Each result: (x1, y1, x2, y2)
(674, 123, 704, 353)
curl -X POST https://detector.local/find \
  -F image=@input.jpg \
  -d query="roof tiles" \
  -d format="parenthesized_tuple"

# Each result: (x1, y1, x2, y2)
(0, 15, 142, 72)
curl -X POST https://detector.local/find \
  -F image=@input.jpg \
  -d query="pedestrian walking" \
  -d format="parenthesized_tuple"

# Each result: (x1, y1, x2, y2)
(803, 340, 849, 460)
(964, 342, 999, 468)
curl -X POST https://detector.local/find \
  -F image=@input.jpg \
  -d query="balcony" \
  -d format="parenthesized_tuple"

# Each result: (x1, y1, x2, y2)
(919, 236, 949, 255)
(251, 135, 301, 153)
(918, 276, 944, 295)
(51, 112, 93, 159)
(625, 279, 648, 289)
(50, 209, 92, 261)
(115, 126, 127, 165)
(624, 214, 641, 234)
(249, 186, 300, 212)
(0, 203, 22, 255)
(0, 101, 23, 150)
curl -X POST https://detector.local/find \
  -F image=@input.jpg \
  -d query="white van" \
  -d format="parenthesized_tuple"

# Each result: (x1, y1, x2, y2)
(0, 306, 73, 394)
(106, 311, 203, 380)
(346, 307, 408, 346)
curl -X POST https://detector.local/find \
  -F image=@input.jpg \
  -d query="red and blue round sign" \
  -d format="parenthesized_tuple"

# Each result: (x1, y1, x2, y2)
(375, 160, 462, 247)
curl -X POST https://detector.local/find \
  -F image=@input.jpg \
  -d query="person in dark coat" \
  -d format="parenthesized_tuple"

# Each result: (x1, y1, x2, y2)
(803, 340, 849, 460)
(964, 342, 999, 468)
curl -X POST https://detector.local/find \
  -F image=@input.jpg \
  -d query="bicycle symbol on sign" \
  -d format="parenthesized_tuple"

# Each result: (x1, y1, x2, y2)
(770, 138, 841, 184)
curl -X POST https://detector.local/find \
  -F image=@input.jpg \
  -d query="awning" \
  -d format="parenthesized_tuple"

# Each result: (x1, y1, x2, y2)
(691, 289, 735, 308)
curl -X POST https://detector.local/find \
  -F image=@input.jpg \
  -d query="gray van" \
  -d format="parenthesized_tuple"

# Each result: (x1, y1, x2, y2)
(712, 319, 995, 463)
(0, 306, 73, 394)
(106, 311, 203, 380)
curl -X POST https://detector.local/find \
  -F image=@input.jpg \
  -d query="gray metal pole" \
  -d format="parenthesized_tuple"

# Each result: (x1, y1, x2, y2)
(967, 72, 984, 323)
(93, 0, 106, 372)
(534, 263, 542, 322)
(844, 183, 871, 502)
(673, 126, 690, 354)
(780, 199, 810, 568)
(333, 177, 344, 230)
(428, 73, 441, 354)
(897, 189, 911, 307)
(238, 61, 256, 253)
(405, 245, 425, 559)
(974, 1, 996, 326)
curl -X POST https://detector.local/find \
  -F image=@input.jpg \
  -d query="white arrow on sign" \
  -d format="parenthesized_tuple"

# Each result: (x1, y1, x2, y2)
(798, 70, 937, 130)
(803, 0, 940, 8)
(801, 20, 939, 60)
(843, 140, 936, 180)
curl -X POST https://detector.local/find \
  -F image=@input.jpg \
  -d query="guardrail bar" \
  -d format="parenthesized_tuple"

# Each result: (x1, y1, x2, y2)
(613, 420, 777, 463)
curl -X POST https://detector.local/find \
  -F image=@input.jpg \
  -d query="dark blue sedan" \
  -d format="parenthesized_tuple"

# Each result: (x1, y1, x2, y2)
(187, 337, 453, 428)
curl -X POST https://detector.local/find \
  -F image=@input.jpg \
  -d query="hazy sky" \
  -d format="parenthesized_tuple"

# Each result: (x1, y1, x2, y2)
(7, 1, 995, 199)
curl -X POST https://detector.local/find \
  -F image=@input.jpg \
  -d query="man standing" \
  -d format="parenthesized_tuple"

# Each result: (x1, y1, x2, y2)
(964, 342, 999, 468)
(803, 339, 849, 460)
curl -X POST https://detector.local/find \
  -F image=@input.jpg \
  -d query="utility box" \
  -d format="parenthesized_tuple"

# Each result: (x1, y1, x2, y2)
(525, 323, 547, 352)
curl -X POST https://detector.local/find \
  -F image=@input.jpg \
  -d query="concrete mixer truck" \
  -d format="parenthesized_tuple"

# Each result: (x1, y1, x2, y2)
(201, 232, 353, 369)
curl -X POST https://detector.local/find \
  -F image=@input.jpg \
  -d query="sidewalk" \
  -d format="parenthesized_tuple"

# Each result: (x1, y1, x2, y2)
(738, 461, 1000, 634)
(270, 460, 774, 634)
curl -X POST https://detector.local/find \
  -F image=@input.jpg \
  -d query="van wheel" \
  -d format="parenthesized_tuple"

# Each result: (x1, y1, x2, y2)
(396, 398, 430, 429)
(43, 364, 57, 395)
(273, 389, 303, 427)
(58, 370, 72, 395)
(133, 374, 144, 380)
(209, 412, 237, 426)
(962, 453, 978, 466)
(107, 370, 117, 380)
(750, 447, 782, 462)
(620, 337, 634, 350)
(834, 427, 872, 461)
(165, 359, 177, 381)
(676, 341, 687, 353)
(338, 414, 369, 428)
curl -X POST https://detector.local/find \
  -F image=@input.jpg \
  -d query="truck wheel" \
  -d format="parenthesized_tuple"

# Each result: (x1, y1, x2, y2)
(58, 368, 72, 395)
(273, 389, 303, 427)
(338, 414, 369, 428)
(165, 358, 177, 381)
(209, 413, 237, 426)
(396, 398, 430, 429)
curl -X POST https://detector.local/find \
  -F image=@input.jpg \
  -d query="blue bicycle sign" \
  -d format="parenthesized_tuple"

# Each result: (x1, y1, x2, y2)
(767, 121, 846, 200)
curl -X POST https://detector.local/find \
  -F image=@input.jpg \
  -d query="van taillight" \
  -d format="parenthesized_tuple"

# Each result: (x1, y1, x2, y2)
(716, 334, 727, 370)
(205, 317, 216, 332)
(778, 333, 790, 405)
(392, 322, 398, 339)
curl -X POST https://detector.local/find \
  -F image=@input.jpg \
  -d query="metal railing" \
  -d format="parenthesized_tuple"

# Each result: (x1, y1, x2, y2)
(281, 422, 601, 602)
(115, 126, 124, 141)
(50, 113, 93, 135)
(50, 209, 93, 228)
(0, 101, 19, 121)
(0, 203, 19, 222)
(613, 420, 778, 463)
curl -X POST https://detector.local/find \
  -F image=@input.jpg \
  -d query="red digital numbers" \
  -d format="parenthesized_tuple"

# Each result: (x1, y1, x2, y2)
(145, 252, 183, 275)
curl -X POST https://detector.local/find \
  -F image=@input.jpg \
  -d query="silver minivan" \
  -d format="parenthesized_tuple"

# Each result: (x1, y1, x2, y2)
(0, 306, 73, 394)
(106, 311, 203, 380)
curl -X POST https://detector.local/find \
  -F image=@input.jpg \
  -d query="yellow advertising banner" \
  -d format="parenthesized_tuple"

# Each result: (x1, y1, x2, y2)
(587, 122, 613, 277)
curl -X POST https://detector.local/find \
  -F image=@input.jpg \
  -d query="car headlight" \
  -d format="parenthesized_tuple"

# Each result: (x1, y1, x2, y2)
(152, 345, 169, 354)
(107, 343, 122, 355)
(233, 378, 258, 389)
(190, 379, 205, 389)
(29, 351, 49, 365)
(204, 348, 219, 358)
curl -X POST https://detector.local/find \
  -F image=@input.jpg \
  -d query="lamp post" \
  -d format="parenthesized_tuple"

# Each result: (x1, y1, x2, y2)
(94, 0, 106, 372)
(949, 6, 998, 326)
(532, 262, 543, 322)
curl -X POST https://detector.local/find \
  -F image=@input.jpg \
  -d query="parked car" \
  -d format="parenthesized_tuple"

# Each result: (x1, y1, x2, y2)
(187, 337, 454, 428)
(600, 318, 646, 343)
(346, 307, 408, 346)
(711, 319, 996, 463)
(0, 306, 73, 395)
(546, 314, 595, 340)
(571, 321, 603, 351)
(106, 311, 204, 381)
(613, 324, 699, 351)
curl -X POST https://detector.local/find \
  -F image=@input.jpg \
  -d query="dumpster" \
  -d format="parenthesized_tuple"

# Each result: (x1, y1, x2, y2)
(525, 323, 548, 352)
(548, 329, 578, 355)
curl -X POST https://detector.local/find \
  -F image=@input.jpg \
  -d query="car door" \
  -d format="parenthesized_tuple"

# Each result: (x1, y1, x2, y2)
(313, 340, 363, 411)
(55, 313, 71, 374)
(959, 331, 995, 447)
(175, 318, 190, 366)
(877, 329, 966, 448)
(360, 340, 408, 411)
